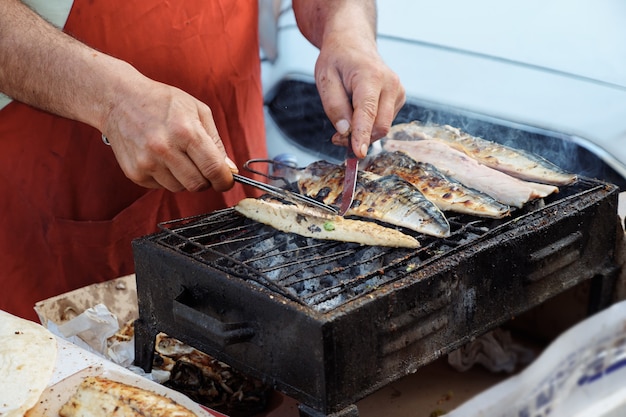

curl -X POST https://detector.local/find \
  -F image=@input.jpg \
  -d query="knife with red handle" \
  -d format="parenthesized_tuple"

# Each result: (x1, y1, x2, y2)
(338, 136, 359, 216)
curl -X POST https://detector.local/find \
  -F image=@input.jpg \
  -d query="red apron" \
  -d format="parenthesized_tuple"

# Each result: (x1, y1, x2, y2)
(0, 0, 266, 321)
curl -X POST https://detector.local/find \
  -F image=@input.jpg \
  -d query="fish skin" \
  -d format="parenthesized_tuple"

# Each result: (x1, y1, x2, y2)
(388, 121, 578, 186)
(364, 151, 511, 219)
(297, 160, 451, 237)
(383, 139, 559, 208)
(235, 197, 421, 248)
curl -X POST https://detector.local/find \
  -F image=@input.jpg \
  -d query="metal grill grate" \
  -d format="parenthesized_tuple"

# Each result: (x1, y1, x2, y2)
(153, 178, 604, 312)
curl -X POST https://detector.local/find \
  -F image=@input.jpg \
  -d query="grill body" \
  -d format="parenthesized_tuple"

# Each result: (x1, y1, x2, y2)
(134, 178, 620, 416)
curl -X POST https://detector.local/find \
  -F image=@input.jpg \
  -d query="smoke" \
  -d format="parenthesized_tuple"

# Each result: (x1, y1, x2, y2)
(394, 100, 626, 188)
(266, 78, 624, 188)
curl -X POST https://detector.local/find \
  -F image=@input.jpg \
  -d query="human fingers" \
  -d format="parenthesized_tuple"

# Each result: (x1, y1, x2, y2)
(331, 131, 349, 147)
(315, 63, 354, 144)
(321, 71, 378, 158)
(183, 113, 237, 193)
(348, 57, 406, 154)
(104, 84, 235, 193)
(348, 80, 381, 158)
(367, 70, 405, 142)
(149, 113, 235, 193)
(170, 100, 237, 192)
(107, 129, 206, 193)
(316, 53, 402, 158)
(337, 79, 404, 152)
(116, 132, 234, 194)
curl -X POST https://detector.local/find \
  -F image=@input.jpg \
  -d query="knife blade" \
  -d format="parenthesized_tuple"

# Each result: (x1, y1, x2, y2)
(338, 137, 359, 216)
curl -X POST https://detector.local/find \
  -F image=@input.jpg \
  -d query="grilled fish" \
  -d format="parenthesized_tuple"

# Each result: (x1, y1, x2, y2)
(388, 121, 577, 185)
(236, 197, 420, 248)
(383, 139, 559, 208)
(59, 376, 198, 417)
(297, 160, 451, 237)
(364, 151, 511, 219)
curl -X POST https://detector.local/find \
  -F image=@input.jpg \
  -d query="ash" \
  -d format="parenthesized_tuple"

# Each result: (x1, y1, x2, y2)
(225, 226, 415, 312)
(162, 211, 496, 312)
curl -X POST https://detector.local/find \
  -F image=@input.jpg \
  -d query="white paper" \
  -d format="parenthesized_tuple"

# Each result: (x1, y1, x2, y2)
(48, 303, 136, 369)
(449, 300, 626, 417)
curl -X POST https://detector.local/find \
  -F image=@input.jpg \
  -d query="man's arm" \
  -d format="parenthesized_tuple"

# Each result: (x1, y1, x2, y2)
(292, 0, 377, 49)
(0, 0, 131, 129)
(0, 0, 236, 192)
(292, 0, 405, 158)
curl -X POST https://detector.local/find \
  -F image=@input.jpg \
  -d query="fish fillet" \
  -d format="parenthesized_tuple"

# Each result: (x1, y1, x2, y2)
(235, 197, 420, 248)
(383, 139, 559, 208)
(364, 151, 511, 219)
(297, 160, 451, 237)
(388, 121, 577, 185)
(59, 376, 198, 417)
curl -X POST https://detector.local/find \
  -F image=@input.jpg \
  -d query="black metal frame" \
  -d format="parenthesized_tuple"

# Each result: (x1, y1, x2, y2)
(133, 178, 620, 416)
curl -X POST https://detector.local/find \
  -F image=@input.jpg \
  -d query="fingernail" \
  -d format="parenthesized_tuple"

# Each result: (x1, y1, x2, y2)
(336, 119, 350, 135)
(225, 156, 239, 173)
(360, 143, 369, 157)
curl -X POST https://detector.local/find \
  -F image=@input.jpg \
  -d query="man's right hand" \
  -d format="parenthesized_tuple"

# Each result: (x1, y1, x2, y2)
(101, 76, 237, 193)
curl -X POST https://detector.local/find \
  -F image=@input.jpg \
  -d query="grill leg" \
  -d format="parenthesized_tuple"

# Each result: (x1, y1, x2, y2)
(587, 264, 620, 315)
(134, 318, 158, 373)
(298, 404, 359, 417)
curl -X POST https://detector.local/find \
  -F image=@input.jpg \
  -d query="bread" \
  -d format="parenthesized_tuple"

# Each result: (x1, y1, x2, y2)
(0, 311, 57, 417)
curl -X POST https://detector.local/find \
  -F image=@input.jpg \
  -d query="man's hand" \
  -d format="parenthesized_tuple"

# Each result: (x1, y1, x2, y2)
(102, 78, 236, 193)
(292, 0, 406, 159)
(0, 0, 236, 193)
(315, 33, 405, 158)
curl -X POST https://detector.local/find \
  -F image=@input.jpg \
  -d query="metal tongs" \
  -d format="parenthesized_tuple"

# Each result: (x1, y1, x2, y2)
(233, 170, 338, 214)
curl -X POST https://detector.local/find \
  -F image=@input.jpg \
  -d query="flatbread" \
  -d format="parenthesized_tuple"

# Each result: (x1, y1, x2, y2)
(0, 310, 58, 417)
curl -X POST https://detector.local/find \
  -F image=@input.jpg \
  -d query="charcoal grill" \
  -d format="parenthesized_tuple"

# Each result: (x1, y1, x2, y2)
(133, 180, 621, 417)
(133, 103, 623, 417)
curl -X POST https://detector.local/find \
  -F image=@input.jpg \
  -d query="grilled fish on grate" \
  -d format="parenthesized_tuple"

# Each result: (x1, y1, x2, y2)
(297, 160, 451, 237)
(387, 121, 577, 185)
(383, 138, 558, 208)
(235, 196, 420, 248)
(59, 376, 198, 417)
(364, 150, 511, 219)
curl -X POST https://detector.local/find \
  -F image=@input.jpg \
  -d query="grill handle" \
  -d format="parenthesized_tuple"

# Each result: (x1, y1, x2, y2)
(172, 299, 255, 346)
